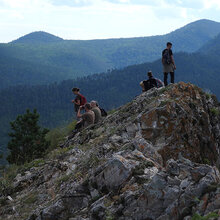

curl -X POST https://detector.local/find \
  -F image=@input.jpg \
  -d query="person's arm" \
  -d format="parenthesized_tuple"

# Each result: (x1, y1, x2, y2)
(161, 55, 164, 64)
(73, 98, 80, 105)
(171, 55, 176, 69)
(77, 106, 83, 118)
(140, 81, 145, 92)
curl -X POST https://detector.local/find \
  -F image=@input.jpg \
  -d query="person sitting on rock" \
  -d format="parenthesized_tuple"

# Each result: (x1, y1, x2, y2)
(140, 71, 157, 92)
(91, 100, 102, 124)
(76, 103, 95, 129)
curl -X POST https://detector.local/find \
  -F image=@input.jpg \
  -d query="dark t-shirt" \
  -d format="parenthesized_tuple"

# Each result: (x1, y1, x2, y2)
(143, 77, 157, 91)
(162, 49, 173, 65)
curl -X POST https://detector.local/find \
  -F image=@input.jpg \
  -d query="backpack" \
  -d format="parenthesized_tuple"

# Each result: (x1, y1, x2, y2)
(143, 78, 157, 91)
(79, 94, 87, 106)
(163, 49, 172, 65)
(99, 107, 107, 117)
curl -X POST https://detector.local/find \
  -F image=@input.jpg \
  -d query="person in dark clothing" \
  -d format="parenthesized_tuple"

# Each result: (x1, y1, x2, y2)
(162, 42, 176, 86)
(140, 71, 157, 92)
(71, 88, 87, 119)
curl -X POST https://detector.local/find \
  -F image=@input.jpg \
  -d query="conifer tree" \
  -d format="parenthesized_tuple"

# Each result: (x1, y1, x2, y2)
(7, 109, 50, 165)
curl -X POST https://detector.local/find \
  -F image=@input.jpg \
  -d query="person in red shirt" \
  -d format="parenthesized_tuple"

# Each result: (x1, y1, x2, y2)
(71, 88, 87, 119)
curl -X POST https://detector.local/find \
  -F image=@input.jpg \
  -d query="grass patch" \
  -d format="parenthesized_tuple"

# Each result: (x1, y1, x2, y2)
(47, 145, 74, 160)
(203, 158, 211, 165)
(108, 109, 117, 115)
(192, 212, 219, 220)
(56, 174, 72, 187)
(46, 120, 77, 150)
(205, 93, 211, 99)
(210, 108, 219, 116)
(0, 164, 20, 194)
(158, 85, 172, 94)
(22, 159, 45, 170)
(23, 192, 38, 204)
(106, 210, 115, 220)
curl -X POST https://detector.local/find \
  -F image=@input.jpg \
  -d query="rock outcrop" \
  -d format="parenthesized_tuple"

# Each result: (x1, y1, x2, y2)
(0, 82, 220, 220)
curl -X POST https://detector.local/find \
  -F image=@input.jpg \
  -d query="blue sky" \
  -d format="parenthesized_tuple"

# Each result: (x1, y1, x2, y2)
(0, 0, 220, 42)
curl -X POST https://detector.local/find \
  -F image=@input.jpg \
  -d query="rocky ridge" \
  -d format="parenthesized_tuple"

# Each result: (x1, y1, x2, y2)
(0, 82, 220, 220)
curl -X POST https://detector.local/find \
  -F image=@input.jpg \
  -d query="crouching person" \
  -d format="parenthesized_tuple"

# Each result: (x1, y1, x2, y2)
(91, 101, 102, 124)
(75, 103, 95, 130)
(140, 71, 157, 92)
(67, 103, 95, 140)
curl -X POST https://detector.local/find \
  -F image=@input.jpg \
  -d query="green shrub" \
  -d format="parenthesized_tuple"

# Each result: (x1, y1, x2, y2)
(192, 212, 219, 220)
(210, 108, 219, 116)
(205, 93, 211, 99)
(46, 121, 76, 150)
(7, 109, 50, 165)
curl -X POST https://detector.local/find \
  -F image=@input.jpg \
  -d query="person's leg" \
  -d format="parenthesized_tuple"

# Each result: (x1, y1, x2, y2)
(164, 72, 168, 86)
(170, 72, 174, 83)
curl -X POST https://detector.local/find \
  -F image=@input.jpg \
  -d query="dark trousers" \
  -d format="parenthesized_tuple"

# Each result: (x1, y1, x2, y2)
(164, 72, 174, 86)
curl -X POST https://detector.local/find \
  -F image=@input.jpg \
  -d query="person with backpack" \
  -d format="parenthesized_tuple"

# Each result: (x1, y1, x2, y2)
(162, 42, 176, 86)
(95, 101, 108, 117)
(140, 71, 157, 92)
(71, 88, 87, 118)
(90, 101, 102, 124)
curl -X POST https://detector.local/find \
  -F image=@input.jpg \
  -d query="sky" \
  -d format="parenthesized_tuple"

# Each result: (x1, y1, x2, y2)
(0, 0, 220, 43)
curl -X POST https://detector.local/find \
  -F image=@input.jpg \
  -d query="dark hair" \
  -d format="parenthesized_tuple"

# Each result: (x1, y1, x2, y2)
(84, 103, 92, 110)
(167, 42, 172, 46)
(148, 71, 153, 77)
(72, 87, 80, 92)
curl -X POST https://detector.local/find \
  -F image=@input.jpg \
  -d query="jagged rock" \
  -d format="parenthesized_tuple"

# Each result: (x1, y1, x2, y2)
(1, 83, 220, 220)
(92, 156, 134, 192)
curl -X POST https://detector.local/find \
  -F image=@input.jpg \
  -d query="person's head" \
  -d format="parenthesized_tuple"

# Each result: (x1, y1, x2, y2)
(72, 87, 80, 95)
(147, 71, 153, 78)
(84, 103, 92, 111)
(167, 42, 172, 49)
(90, 100, 97, 108)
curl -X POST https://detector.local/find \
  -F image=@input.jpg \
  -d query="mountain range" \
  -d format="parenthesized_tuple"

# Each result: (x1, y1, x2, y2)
(1, 19, 220, 165)
(1, 19, 220, 89)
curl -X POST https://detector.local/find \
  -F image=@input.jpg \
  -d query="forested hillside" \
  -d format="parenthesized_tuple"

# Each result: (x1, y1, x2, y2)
(1, 38, 220, 164)
(1, 19, 220, 89)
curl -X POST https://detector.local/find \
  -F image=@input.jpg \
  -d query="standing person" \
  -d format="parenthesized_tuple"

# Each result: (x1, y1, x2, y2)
(162, 42, 176, 86)
(71, 88, 87, 118)
(91, 101, 102, 124)
(140, 71, 157, 92)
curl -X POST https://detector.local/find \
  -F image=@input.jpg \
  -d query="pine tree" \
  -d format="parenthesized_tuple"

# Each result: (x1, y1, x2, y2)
(7, 109, 50, 165)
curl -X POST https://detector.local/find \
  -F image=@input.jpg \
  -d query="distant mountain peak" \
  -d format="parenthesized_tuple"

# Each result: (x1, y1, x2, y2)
(11, 31, 63, 44)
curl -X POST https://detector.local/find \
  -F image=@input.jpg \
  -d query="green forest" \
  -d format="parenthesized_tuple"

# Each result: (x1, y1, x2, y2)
(1, 45, 220, 165)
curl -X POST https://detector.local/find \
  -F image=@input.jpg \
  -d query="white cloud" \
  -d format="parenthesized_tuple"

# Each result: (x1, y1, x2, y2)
(162, 0, 205, 9)
(0, 0, 219, 42)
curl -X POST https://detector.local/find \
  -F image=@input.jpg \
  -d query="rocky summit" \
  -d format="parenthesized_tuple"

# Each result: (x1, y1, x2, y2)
(0, 82, 220, 220)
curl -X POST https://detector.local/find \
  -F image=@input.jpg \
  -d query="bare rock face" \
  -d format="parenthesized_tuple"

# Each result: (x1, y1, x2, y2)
(0, 82, 220, 220)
